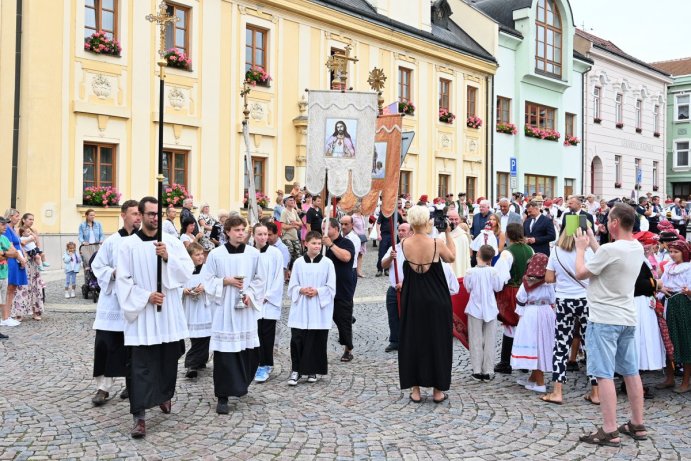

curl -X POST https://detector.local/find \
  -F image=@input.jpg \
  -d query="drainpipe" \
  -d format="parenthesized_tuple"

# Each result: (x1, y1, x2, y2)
(581, 64, 591, 196)
(11, 0, 23, 208)
(486, 74, 494, 200)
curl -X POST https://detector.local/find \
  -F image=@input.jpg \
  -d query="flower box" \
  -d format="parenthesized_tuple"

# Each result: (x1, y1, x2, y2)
(467, 115, 483, 129)
(438, 109, 455, 124)
(653, 185, 659, 191)
(594, 117, 602, 124)
(83, 186, 121, 207)
(636, 127, 643, 134)
(564, 135, 580, 146)
(398, 101, 415, 116)
(163, 183, 191, 207)
(245, 66, 272, 87)
(616, 122, 624, 129)
(84, 31, 121, 57)
(165, 49, 192, 71)
(524, 125, 560, 142)
(614, 182, 622, 189)
(654, 132, 661, 138)
(496, 122, 517, 135)
(243, 191, 270, 209)
(635, 184, 642, 190)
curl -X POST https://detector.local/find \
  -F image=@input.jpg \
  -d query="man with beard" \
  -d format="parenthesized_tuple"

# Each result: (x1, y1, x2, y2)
(91, 199, 141, 406)
(325, 121, 355, 158)
(116, 196, 193, 438)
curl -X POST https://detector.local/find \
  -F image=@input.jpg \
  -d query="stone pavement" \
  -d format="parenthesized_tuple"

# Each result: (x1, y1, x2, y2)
(1, 244, 690, 460)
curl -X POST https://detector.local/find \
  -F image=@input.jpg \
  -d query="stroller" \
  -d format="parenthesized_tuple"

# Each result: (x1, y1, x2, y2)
(79, 243, 101, 303)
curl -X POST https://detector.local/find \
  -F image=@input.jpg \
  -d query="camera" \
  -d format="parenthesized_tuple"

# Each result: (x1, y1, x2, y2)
(431, 208, 453, 232)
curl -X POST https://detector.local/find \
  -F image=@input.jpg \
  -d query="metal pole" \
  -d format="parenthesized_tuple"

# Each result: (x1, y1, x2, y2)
(156, 68, 165, 312)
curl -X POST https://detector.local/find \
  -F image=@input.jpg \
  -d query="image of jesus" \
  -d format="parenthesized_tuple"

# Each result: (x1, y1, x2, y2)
(325, 120, 356, 158)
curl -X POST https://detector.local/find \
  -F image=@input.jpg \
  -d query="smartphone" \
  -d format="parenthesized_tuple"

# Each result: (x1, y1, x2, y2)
(579, 214, 588, 232)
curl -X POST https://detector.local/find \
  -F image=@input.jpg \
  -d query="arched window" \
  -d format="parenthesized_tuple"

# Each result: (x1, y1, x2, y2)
(535, 0, 562, 77)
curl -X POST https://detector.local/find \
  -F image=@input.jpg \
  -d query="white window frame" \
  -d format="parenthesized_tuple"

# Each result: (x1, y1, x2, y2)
(635, 99, 642, 130)
(615, 93, 623, 124)
(676, 94, 689, 122)
(654, 105, 660, 133)
(653, 161, 658, 187)
(615, 155, 622, 182)
(674, 140, 690, 168)
(593, 86, 601, 119)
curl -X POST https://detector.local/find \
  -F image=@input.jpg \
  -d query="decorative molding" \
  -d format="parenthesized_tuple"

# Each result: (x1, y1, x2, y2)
(168, 87, 185, 110)
(238, 3, 275, 21)
(325, 31, 353, 46)
(435, 64, 454, 75)
(465, 73, 481, 83)
(91, 74, 112, 99)
(440, 134, 451, 148)
(250, 103, 265, 121)
(394, 52, 417, 64)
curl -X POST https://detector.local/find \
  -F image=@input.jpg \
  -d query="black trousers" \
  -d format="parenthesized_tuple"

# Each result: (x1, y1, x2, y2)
(386, 286, 400, 345)
(333, 298, 354, 350)
(290, 328, 328, 375)
(376, 234, 392, 271)
(257, 319, 277, 367)
(184, 336, 210, 370)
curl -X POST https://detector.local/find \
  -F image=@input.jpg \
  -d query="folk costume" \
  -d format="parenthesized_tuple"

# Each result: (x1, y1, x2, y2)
(287, 253, 336, 377)
(203, 242, 262, 405)
(660, 241, 691, 364)
(116, 230, 193, 426)
(91, 227, 133, 401)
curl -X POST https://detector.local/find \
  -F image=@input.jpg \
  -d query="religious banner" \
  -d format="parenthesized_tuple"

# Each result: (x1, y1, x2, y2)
(305, 90, 378, 197)
(341, 114, 402, 217)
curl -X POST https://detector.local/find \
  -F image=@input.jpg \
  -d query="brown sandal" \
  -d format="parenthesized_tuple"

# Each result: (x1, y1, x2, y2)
(618, 420, 648, 440)
(579, 427, 621, 447)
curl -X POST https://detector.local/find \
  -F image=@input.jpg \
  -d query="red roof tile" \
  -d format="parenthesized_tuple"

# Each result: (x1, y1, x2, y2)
(650, 57, 691, 77)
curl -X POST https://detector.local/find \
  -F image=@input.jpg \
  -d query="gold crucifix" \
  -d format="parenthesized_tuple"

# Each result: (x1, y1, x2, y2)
(325, 44, 359, 90)
(145, 1, 179, 77)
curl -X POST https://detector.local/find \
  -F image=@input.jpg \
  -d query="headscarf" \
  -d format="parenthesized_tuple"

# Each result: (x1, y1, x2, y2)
(667, 240, 690, 263)
(522, 253, 549, 292)
(634, 231, 659, 247)
(657, 220, 675, 233)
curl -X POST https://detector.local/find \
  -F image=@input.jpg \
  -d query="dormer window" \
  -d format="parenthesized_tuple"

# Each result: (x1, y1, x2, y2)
(535, 0, 562, 78)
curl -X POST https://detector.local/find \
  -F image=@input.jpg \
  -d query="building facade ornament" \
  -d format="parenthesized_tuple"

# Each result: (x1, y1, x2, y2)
(91, 74, 112, 99)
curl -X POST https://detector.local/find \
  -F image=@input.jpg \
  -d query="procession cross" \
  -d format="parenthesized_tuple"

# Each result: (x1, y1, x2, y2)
(145, 1, 179, 76)
(325, 44, 359, 90)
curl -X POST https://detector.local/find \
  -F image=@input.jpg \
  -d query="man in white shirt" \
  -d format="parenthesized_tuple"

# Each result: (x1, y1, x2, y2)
(575, 204, 647, 446)
(340, 215, 361, 283)
(497, 198, 523, 233)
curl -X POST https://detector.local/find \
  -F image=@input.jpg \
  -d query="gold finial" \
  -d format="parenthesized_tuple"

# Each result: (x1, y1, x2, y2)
(368, 67, 386, 114)
(241, 82, 251, 122)
(146, 1, 179, 75)
(325, 44, 358, 90)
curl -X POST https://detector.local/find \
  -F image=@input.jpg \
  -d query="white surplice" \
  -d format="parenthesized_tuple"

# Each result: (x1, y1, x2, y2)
(440, 227, 472, 278)
(287, 255, 336, 330)
(116, 231, 194, 346)
(463, 265, 506, 322)
(203, 244, 263, 353)
(256, 245, 285, 321)
(92, 229, 130, 332)
(183, 269, 212, 338)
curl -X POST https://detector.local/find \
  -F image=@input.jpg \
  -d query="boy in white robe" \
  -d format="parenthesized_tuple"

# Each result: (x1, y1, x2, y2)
(252, 223, 286, 383)
(182, 242, 211, 379)
(202, 215, 263, 415)
(90, 199, 140, 406)
(287, 231, 336, 385)
(116, 196, 194, 439)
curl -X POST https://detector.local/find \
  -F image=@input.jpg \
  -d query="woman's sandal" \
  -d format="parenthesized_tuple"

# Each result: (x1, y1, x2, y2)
(579, 427, 621, 447)
(618, 420, 648, 441)
(432, 392, 448, 404)
(583, 394, 600, 405)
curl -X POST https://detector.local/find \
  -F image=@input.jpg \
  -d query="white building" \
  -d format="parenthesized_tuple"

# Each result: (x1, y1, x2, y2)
(576, 29, 671, 200)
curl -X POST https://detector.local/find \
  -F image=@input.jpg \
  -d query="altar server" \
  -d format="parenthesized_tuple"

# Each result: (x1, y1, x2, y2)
(182, 242, 211, 379)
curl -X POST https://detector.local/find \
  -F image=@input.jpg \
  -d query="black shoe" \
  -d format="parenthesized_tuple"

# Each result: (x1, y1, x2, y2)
(216, 398, 229, 415)
(352, 316, 356, 324)
(120, 388, 129, 400)
(481, 374, 493, 381)
(385, 344, 398, 352)
(185, 369, 198, 379)
(384, 270, 389, 276)
(471, 373, 485, 382)
(375, 271, 383, 277)
(91, 389, 109, 406)
(0, 333, 8, 340)
(494, 362, 512, 374)
(643, 386, 654, 400)
(566, 361, 579, 372)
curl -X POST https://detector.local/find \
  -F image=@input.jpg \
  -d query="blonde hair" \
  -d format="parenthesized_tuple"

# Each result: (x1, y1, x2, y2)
(406, 205, 430, 229)
(557, 232, 575, 251)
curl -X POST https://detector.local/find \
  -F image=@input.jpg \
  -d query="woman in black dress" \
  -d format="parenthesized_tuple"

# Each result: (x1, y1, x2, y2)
(398, 205, 456, 403)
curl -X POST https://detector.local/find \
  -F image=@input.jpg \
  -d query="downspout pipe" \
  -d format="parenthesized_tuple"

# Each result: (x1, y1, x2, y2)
(581, 64, 591, 196)
(11, 0, 23, 208)
(487, 75, 494, 201)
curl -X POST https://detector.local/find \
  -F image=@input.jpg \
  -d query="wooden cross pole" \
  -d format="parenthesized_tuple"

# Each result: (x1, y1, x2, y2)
(146, 1, 178, 312)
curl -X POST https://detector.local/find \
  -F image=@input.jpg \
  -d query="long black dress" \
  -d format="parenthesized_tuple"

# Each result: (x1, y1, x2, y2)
(398, 240, 453, 391)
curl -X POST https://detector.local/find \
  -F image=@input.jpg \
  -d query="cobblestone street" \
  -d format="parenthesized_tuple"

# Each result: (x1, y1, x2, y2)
(1, 246, 690, 460)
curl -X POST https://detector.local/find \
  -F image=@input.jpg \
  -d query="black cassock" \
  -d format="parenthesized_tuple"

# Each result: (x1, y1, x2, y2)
(129, 340, 185, 414)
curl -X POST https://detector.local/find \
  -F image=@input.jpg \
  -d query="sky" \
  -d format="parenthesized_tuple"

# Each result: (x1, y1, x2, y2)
(570, 0, 691, 63)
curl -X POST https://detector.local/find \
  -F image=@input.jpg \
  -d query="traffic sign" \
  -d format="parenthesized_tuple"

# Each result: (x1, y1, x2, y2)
(510, 157, 517, 177)
(636, 167, 642, 184)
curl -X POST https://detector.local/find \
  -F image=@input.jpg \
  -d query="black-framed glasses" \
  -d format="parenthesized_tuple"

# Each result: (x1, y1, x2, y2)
(143, 212, 158, 217)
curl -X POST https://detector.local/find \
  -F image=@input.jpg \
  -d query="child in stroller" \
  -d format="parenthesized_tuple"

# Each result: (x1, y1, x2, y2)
(79, 242, 101, 302)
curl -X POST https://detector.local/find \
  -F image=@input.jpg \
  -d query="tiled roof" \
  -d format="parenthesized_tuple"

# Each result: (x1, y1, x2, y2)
(469, 0, 532, 36)
(650, 57, 691, 77)
(311, 0, 495, 63)
(576, 29, 670, 77)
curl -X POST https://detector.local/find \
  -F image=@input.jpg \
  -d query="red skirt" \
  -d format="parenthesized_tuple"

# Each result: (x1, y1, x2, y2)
(451, 278, 470, 350)
(496, 285, 519, 327)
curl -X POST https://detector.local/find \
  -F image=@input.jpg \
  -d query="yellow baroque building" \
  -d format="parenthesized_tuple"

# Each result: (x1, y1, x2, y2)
(0, 0, 496, 262)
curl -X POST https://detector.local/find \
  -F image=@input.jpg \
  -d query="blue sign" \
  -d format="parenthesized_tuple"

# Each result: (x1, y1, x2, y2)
(510, 157, 517, 177)
(636, 167, 642, 184)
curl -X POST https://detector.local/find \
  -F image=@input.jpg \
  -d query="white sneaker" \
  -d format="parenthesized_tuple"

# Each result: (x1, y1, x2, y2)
(516, 376, 529, 386)
(525, 382, 547, 393)
(1, 318, 20, 327)
(307, 375, 318, 383)
(70, 290, 76, 298)
(288, 371, 300, 386)
(65, 291, 70, 299)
